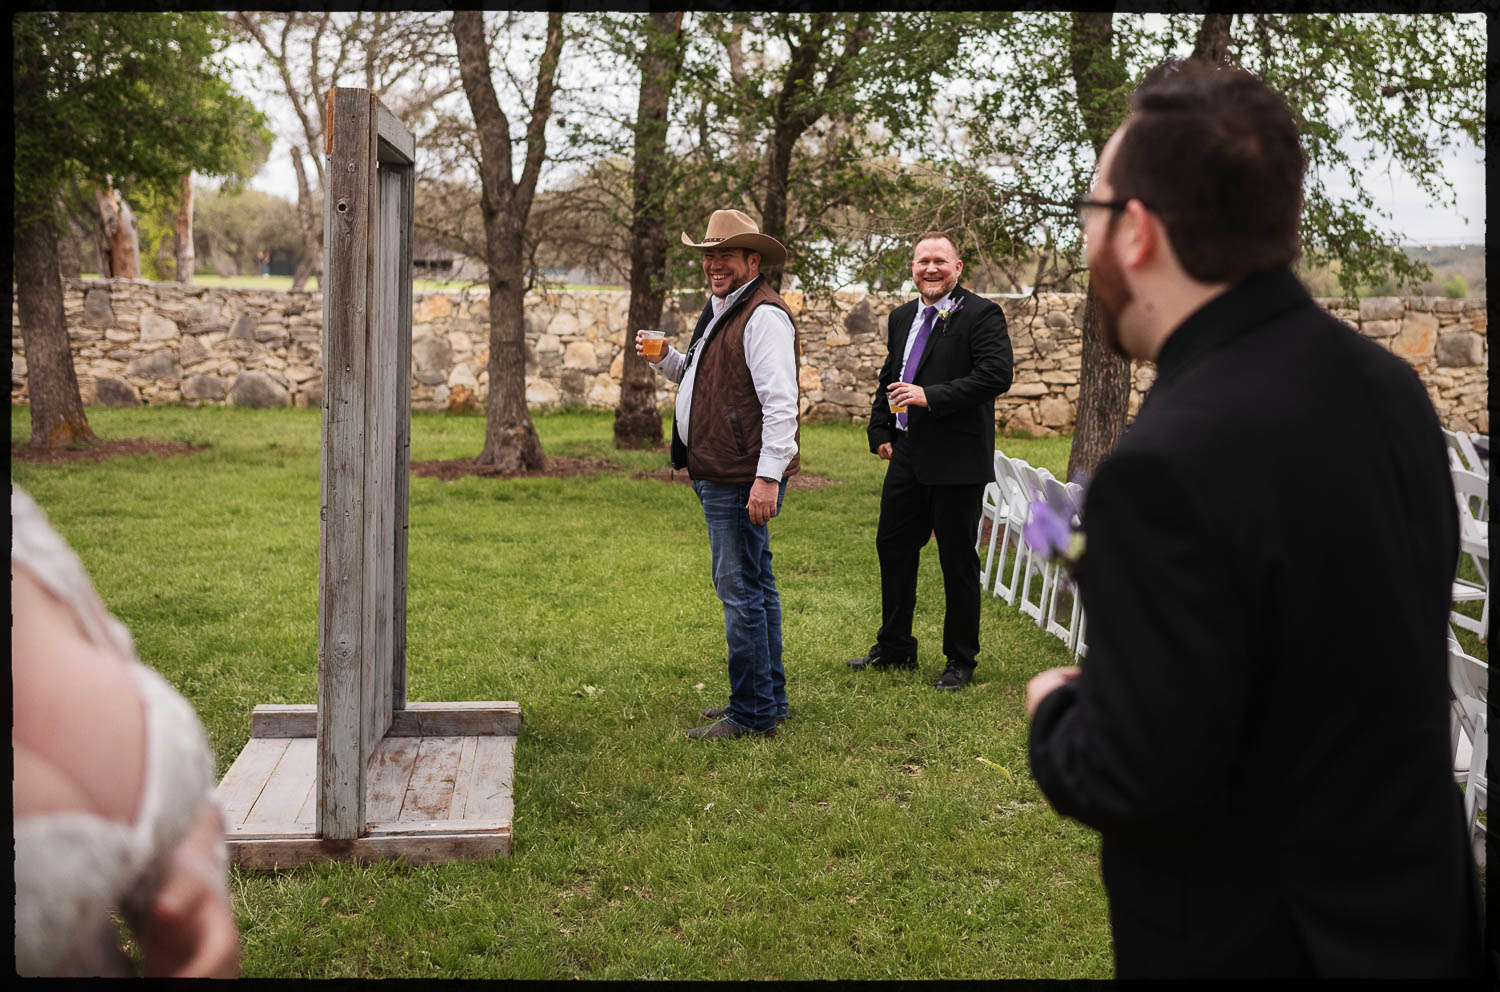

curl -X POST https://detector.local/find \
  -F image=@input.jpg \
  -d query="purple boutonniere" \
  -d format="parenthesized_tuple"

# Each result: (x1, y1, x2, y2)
(934, 294, 965, 336)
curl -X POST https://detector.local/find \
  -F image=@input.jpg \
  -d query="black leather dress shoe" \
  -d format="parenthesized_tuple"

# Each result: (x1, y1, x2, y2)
(934, 662, 975, 690)
(846, 652, 917, 670)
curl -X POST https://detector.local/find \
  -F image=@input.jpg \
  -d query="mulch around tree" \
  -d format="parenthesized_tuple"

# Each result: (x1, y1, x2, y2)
(411, 454, 836, 488)
(411, 456, 618, 481)
(10, 438, 207, 464)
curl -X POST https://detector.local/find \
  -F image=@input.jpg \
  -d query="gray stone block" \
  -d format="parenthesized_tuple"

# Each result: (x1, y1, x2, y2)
(180, 335, 210, 366)
(182, 373, 226, 401)
(229, 311, 259, 340)
(843, 298, 879, 339)
(1436, 331, 1483, 368)
(1359, 296, 1403, 322)
(412, 333, 452, 373)
(1361, 319, 1401, 338)
(127, 350, 180, 380)
(229, 370, 291, 408)
(186, 302, 228, 334)
(139, 311, 179, 342)
(94, 376, 141, 407)
(83, 288, 114, 328)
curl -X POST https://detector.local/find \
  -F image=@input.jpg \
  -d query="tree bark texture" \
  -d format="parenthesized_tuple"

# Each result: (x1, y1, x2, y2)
(454, 10, 564, 472)
(615, 10, 685, 450)
(1193, 13, 1236, 64)
(55, 190, 82, 280)
(174, 173, 196, 283)
(16, 201, 98, 447)
(289, 145, 323, 291)
(94, 186, 141, 279)
(1065, 12, 1133, 484)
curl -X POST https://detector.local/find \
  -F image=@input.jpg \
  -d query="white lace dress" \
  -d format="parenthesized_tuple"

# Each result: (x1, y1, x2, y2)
(12, 486, 225, 977)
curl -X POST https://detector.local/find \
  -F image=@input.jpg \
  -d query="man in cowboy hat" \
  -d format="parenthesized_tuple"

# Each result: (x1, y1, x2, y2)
(846, 231, 1013, 690)
(636, 208, 802, 740)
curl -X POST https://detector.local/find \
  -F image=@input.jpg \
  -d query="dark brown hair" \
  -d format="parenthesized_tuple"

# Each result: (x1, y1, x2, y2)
(912, 231, 960, 258)
(1107, 59, 1306, 284)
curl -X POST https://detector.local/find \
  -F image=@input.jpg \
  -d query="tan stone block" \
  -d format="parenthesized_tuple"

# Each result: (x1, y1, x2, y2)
(563, 340, 596, 369)
(1008, 382, 1048, 398)
(609, 353, 624, 378)
(1391, 312, 1438, 359)
(1040, 370, 1073, 384)
(1361, 319, 1400, 338)
(1039, 396, 1073, 427)
(799, 365, 823, 392)
(415, 295, 452, 322)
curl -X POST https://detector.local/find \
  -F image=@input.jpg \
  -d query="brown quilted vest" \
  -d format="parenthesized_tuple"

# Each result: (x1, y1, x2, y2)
(682, 279, 802, 483)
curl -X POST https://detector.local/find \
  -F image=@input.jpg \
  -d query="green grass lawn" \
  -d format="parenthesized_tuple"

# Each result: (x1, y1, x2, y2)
(10, 405, 1482, 977)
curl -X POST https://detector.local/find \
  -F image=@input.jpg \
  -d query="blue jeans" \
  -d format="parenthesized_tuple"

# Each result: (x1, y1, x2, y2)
(692, 478, 788, 734)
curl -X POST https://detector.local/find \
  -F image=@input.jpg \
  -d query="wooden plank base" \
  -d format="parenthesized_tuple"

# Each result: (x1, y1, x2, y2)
(252, 701, 522, 739)
(217, 727, 516, 869)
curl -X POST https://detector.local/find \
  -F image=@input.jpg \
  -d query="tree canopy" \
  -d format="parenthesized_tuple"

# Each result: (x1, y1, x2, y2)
(14, 12, 269, 225)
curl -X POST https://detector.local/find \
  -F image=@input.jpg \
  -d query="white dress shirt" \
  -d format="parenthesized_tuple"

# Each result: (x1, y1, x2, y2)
(895, 290, 953, 431)
(653, 279, 800, 480)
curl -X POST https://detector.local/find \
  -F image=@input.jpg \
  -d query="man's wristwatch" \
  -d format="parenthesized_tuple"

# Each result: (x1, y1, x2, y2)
(757, 476, 778, 485)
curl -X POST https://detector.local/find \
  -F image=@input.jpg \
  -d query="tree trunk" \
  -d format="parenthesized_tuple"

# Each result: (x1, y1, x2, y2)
(1193, 13, 1235, 64)
(16, 201, 98, 447)
(174, 173, 195, 283)
(94, 186, 141, 279)
(289, 144, 323, 291)
(454, 9, 560, 473)
(1066, 11, 1133, 483)
(614, 10, 685, 450)
(477, 253, 547, 472)
(1066, 287, 1131, 483)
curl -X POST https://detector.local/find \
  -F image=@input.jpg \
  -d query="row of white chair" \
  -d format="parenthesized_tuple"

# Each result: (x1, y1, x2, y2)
(1448, 637, 1488, 868)
(1448, 462, 1488, 642)
(977, 451, 1087, 658)
(1441, 428, 1488, 478)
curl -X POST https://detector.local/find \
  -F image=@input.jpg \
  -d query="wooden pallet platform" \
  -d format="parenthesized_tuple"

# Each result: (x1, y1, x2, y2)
(218, 705, 518, 869)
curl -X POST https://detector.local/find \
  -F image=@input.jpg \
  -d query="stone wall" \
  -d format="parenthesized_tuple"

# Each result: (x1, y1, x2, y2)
(12, 279, 1489, 434)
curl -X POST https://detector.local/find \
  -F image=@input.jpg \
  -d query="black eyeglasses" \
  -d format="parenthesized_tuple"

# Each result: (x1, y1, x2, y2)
(1071, 197, 1131, 227)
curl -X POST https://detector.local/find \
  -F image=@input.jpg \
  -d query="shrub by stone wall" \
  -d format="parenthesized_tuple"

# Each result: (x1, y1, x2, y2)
(12, 279, 1489, 434)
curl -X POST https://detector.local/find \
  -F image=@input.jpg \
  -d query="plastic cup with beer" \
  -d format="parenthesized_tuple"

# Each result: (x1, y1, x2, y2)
(887, 383, 907, 414)
(639, 329, 666, 359)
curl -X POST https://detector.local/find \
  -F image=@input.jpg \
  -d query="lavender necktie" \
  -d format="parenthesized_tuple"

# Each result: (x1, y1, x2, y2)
(897, 305, 937, 429)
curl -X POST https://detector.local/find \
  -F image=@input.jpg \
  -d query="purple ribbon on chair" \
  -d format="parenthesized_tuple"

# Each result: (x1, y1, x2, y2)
(897, 305, 938, 429)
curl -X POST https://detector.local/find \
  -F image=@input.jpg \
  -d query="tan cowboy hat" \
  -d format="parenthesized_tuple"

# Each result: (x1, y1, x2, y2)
(681, 208, 786, 267)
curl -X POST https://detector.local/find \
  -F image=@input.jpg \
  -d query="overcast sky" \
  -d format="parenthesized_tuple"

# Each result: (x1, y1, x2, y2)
(238, 16, 1485, 248)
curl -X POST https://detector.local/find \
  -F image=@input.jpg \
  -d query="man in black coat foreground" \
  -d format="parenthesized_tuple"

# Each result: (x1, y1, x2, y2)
(1025, 59, 1488, 978)
(848, 232, 1012, 689)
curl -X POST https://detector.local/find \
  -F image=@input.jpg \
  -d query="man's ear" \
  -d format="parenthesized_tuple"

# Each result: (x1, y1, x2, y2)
(746, 250, 762, 273)
(1119, 198, 1156, 270)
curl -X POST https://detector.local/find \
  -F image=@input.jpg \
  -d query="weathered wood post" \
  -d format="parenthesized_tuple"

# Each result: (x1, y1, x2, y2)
(215, 89, 520, 868)
(317, 87, 416, 839)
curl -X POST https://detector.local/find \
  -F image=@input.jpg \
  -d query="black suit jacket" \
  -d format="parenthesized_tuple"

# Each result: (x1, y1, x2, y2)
(1028, 268, 1485, 978)
(867, 285, 1012, 486)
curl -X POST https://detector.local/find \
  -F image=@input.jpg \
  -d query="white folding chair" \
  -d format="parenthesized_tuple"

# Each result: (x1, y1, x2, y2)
(1066, 481, 1088, 660)
(977, 454, 1006, 591)
(1449, 468, 1489, 641)
(1039, 475, 1082, 651)
(1443, 428, 1486, 477)
(1447, 637, 1488, 867)
(991, 455, 1027, 605)
(980, 451, 1016, 595)
(1013, 460, 1055, 628)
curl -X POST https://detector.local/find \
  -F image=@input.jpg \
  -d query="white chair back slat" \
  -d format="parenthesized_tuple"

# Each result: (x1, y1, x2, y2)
(1447, 638, 1488, 867)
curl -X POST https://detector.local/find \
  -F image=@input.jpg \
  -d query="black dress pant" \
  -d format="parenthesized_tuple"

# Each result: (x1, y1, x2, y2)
(872, 442, 984, 668)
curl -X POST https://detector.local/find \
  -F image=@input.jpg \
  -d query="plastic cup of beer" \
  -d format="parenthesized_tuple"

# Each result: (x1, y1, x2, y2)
(887, 385, 907, 414)
(639, 330, 665, 358)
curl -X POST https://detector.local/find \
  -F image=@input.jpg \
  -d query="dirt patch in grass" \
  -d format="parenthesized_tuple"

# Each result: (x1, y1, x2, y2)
(411, 455, 618, 482)
(10, 438, 206, 464)
(634, 467, 836, 489)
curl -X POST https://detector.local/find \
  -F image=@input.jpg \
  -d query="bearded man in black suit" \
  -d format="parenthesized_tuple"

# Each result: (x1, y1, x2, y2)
(847, 232, 1013, 690)
(1025, 60, 1488, 978)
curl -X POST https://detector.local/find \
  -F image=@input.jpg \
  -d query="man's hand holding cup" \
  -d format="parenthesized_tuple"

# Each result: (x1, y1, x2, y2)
(636, 329, 667, 364)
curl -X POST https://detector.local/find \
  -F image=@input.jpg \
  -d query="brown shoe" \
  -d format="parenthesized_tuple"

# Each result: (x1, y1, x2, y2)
(685, 718, 775, 740)
(701, 705, 787, 725)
